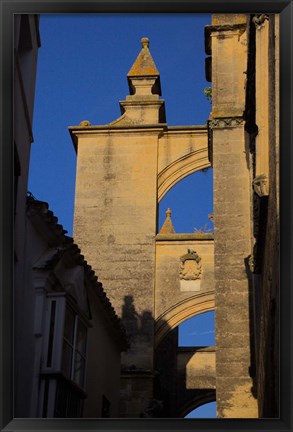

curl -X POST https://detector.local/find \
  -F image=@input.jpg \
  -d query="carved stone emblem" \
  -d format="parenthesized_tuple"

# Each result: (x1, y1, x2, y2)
(253, 174, 269, 197)
(179, 249, 202, 281)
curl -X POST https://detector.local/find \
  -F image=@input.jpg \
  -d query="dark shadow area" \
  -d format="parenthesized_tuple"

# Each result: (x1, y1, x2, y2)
(175, 344, 216, 418)
(243, 13, 280, 419)
(120, 295, 170, 418)
(244, 254, 258, 401)
(121, 295, 140, 343)
(154, 330, 216, 417)
(120, 295, 216, 418)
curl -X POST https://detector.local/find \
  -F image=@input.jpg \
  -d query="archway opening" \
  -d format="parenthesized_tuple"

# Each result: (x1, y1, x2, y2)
(158, 169, 213, 234)
(178, 311, 215, 347)
(185, 401, 216, 418)
(155, 310, 216, 418)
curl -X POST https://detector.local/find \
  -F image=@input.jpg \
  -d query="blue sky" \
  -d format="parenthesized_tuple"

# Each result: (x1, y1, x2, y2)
(179, 311, 215, 347)
(28, 14, 215, 417)
(29, 14, 213, 235)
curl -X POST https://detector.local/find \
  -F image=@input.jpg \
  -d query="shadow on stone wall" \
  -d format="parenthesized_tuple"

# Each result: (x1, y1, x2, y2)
(120, 295, 168, 417)
(155, 330, 216, 417)
(121, 295, 154, 346)
(244, 255, 258, 401)
(120, 295, 216, 418)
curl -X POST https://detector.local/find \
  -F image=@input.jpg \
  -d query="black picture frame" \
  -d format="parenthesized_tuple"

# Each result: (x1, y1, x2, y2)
(1, 1, 292, 431)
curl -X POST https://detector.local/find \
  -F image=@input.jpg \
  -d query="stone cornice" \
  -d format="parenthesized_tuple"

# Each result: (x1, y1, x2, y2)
(68, 123, 167, 132)
(69, 124, 208, 152)
(206, 23, 247, 33)
(69, 124, 167, 151)
(69, 124, 207, 133)
(165, 126, 207, 135)
(205, 22, 247, 55)
(167, 125, 207, 131)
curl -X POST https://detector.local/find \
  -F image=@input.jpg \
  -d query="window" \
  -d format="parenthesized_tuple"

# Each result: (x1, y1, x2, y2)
(39, 293, 90, 418)
(62, 305, 87, 388)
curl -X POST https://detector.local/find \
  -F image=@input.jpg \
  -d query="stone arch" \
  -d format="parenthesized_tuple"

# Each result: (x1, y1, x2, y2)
(178, 390, 216, 418)
(157, 150, 211, 202)
(154, 291, 215, 348)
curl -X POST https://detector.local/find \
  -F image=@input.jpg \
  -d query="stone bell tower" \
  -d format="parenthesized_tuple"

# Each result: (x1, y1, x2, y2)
(69, 37, 211, 417)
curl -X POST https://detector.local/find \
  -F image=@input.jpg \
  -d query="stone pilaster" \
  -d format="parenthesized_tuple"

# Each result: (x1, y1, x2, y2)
(206, 14, 258, 417)
(212, 124, 257, 417)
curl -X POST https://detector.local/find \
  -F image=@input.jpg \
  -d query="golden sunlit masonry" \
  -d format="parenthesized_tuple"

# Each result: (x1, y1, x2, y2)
(14, 14, 279, 418)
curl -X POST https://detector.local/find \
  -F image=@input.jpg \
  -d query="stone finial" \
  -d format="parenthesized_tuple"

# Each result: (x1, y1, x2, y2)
(141, 37, 150, 48)
(114, 37, 166, 125)
(159, 208, 175, 234)
(127, 37, 161, 96)
(79, 120, 91, 127)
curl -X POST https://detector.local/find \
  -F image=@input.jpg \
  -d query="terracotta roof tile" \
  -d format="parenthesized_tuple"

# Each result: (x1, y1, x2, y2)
(26, 196, 129, 350)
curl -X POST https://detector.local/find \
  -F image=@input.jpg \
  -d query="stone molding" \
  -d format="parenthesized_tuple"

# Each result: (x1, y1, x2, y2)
(209, 116, 244, 129)
(154, 292, 215, 347)
(156, 233, 214, 241)
(206, 23, 247, 33)
(157, 149, 210, 202)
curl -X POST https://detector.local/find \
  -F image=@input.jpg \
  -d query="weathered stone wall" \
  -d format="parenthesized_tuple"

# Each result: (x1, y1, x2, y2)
(253, 14, 279, 418)
(208, 14, 258, 417)
(154, 328, 178, 417)
(73, 129, 162, 371)
(73, 126, 164, 417)
(176, 347, 216, 417)
(154, 236, 214, 417)
(213, 126, 257, 417)
(177, 347, 216, 390)
(119, 373, 154, 417)
(208, 15, 247, 118)
(155, 236, 214, 321)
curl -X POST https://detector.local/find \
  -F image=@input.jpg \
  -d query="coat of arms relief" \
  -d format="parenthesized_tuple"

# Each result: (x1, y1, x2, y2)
(179, 249, 202, 291)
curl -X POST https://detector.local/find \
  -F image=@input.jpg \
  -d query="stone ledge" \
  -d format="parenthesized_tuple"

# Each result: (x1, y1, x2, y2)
(205, 23, 247, 54)
(156, 233, 214, 241)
